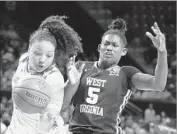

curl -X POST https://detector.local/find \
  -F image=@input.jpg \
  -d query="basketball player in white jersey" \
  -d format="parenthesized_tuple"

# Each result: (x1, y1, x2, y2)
(5, 15, 83, 134)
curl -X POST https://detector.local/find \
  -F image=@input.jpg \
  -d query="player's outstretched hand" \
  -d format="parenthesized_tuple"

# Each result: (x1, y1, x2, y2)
(146, 22, 166, 52)
(66, 56, 85, 85)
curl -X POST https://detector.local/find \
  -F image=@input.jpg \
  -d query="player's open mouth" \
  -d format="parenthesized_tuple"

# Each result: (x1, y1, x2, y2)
(38, 65, 44, 68)
(105, 52, 113, 57)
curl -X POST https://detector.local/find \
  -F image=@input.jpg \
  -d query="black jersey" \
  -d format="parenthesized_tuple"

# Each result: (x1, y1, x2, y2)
(69, 61, 140, 134)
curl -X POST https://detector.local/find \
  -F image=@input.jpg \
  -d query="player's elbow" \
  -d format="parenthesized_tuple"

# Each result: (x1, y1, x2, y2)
(152, 78, 167, 91)
(153, 84, 166, 91)
(155, 87, 165, 92)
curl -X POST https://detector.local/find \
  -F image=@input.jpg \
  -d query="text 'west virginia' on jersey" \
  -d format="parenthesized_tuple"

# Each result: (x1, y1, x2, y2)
(69, 61, 140, 134)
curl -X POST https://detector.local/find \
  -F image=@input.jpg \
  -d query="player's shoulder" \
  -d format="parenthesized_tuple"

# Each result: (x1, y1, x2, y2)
(44, 64, 63, 78)
(76, 60, 95, 69)
(15, 53, 28, 73)
(76, 60, 94, 65)
(121, 65, 139, 71)
(121, 66, 141, 78)
(19, 53, 28, 63)
(44, 65, 64, 85)
(44, 64, 60, 75)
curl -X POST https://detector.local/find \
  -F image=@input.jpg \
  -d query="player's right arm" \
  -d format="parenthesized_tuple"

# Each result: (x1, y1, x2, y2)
(12, 53, 28, 86)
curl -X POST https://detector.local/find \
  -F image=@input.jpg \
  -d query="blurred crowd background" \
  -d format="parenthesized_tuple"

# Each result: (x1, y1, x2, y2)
(0, 1, 176, 134)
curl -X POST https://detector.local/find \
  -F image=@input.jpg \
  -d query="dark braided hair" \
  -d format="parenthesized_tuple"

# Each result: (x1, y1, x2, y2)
(39, 15, 83, 57)
(102, 18, 128, 46)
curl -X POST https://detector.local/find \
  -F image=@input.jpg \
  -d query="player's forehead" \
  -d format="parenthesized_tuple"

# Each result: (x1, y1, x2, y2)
(102, 34, 123, 45)
(31, 40, 55, 53)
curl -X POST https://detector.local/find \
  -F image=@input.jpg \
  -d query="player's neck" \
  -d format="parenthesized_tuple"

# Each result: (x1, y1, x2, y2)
(27, 64, 40, 75)
(97, 60, 118, 70)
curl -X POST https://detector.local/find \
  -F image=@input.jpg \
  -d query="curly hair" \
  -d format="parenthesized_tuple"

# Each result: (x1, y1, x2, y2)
(29, 28, 57, 48)
(102, 18, 128, 46)
(39, 15, 83, 57)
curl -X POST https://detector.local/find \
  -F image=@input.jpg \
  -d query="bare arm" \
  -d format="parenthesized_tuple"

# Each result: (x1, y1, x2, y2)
(36, 71, 65, 133)
(61, 57, 85, 111)
(61, 80, 80, 111)
(43, 72, 65, 115)
(132, 22, 168, 91)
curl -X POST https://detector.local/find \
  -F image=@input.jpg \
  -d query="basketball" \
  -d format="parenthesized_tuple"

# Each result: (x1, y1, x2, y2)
(13, 75, 51, 114)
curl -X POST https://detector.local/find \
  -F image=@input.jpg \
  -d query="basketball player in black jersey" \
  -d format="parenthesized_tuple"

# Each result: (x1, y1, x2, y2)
(62, 18, 168, 134)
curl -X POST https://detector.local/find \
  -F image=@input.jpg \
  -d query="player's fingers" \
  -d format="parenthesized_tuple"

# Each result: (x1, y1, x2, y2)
(154, 22, 161, 33)
(78, 63, 85, 73)
(69, 56, 76, 66)
(69, 57, 73, 62)
(146, 32, 154, 41)
(40, 112, 49, 121)
(69, 57, 73, 66)
(47, 112, 55, 120)
(73, 55, 76, 62)
(151, 25, 160, 35)
(151, 26, 158, 35)
(66, 58, 74, 70)
(70, 55, 76, 62)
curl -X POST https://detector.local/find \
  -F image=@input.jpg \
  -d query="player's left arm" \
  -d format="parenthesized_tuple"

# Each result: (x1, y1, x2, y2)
(36, 71, 65, 133)
(61, 57, 85, 111)
(132, 22, 168, 91)
(44, 71, 65, 115)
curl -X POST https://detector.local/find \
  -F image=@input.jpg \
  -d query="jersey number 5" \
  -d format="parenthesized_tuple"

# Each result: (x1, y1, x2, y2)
(86, 87, 100, 104)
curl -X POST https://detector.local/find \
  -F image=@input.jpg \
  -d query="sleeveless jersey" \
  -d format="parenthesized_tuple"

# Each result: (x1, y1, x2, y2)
(69, 61, 140, 134)
(6, 53, 65, 134)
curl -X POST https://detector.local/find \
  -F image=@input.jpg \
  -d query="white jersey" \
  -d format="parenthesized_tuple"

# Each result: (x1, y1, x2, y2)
(6, 53, 65, 134)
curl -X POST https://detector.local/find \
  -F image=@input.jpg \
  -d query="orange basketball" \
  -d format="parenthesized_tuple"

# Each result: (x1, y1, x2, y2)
(13, 75, 51, 114)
